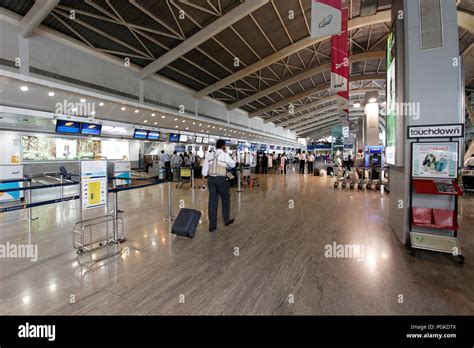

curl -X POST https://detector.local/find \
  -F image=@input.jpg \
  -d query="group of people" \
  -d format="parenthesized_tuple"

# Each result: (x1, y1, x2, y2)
(255, 151, 295, 175)
(158, 150, 204, 180)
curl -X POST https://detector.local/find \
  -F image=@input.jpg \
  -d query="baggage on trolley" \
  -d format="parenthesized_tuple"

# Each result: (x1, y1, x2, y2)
(176, 167, 192, 189)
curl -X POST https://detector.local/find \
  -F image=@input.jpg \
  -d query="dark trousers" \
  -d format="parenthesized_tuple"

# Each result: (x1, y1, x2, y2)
(164, 161, 171, 180)
(299, 160, 305, 174)
(262, 165, 268, 174)
(307, 162, 313, 174)
(208, 176, 231, 228)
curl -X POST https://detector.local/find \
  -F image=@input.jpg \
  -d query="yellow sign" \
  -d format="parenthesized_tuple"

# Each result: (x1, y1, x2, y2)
(88, 181, 101, 205)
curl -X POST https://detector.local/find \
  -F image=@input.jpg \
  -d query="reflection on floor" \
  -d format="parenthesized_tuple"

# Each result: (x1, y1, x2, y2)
(0, 169, 473, 315)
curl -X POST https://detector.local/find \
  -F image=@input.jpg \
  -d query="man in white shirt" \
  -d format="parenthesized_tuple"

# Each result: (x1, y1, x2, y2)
(202, 139, 236, 232)
(160, 150, 171, 180)
(307, 152, 315, 174)
(299, 151, 307, 174)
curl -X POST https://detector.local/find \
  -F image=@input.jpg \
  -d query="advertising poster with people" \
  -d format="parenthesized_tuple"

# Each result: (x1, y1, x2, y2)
(412, 142, 458, 179)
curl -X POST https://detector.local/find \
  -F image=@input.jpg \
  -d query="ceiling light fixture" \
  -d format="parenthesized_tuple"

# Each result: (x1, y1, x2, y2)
(99, 102, 104, 106)
(80, 98, 86, 103)
(134, 109, 139, 113)
(20, 86, 29, 92)
(48, 91, 55, 97)
(121, 107, 126, 111)
(151, 113, 156, 117)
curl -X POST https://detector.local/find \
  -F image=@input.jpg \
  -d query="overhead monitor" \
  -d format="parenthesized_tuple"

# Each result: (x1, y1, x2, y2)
(133, 129, 148, 139)
(179, 134, 188, 142)
(80, 122, 102, 136)
(169, 133, 180, 142)
(147, 131, 160, 140)
(56, 119, 81, 134)
(195, 136, 203, 143)
(202, 138, 209, 144)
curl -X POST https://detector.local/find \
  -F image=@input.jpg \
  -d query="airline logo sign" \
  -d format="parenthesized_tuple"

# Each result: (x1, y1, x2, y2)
(408, 124, 464, 139)
(311, 0, 342, 39)
(330, 7, 348, 93)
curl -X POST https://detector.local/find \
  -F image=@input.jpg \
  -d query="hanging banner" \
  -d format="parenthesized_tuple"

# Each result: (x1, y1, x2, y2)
(331, 7, 348, 92)
(331, 8, 349, 120)
(311, 0, 342, 39)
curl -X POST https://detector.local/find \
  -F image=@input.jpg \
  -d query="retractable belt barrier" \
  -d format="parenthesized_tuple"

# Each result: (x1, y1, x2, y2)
(0, 175, 171, 215)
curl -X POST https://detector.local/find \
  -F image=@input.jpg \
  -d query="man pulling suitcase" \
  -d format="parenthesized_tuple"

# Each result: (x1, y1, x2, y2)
(202, 139, 236, 232)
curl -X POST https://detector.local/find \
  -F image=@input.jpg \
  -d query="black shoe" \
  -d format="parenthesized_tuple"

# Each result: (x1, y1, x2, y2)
(209, 226, 217, 232)
(224, 218, 235, 227)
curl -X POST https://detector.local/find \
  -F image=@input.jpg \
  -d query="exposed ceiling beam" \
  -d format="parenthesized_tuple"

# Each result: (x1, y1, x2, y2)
(228, 51, 384, 111)
(138, 0, 269, 79)
(194, 10, 391, 99)
(292, 112, 358, 132)
(251, 73, 386, 118)
(297, 119, 343, 135)
(285, 103, 368, 130)
(458, 10, 474, 33)
(19, 0, 59, 38)
(299, 124, 341, 138)
(267, 77, 385, 125)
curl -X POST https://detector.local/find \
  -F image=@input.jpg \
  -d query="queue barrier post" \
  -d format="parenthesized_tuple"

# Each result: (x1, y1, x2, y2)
(22, 180, 38, 222)
(163, 180, 175, 222)
(236, 167, 242, 193)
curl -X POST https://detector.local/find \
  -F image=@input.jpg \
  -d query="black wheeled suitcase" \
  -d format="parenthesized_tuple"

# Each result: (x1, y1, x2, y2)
(326, 167, 334, 176)
(171, 208, 201, 238)
(314, 168, 320, 176)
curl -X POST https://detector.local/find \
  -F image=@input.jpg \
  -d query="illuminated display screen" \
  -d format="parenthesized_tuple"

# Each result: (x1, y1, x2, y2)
(80, 122, 102, 136)
(56, 120, 81, 134)
(133, 129, 148, 139)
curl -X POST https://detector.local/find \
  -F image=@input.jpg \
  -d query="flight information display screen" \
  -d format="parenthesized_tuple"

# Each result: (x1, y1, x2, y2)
(56, 120, 81, 134)
(80, 122, 102, 136)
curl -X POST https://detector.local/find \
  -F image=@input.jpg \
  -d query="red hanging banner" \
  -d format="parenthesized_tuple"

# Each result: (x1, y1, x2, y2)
(331, 8, 349, 120)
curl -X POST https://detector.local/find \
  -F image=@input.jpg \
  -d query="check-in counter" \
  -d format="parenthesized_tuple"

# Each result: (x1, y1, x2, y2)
(0, 164, 24, 203)
(22, 161, 80, 202)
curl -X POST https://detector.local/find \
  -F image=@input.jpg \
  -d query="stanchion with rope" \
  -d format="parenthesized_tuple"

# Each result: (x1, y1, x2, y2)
(22, 179, 38, 222)
(163, 180, 176, 222)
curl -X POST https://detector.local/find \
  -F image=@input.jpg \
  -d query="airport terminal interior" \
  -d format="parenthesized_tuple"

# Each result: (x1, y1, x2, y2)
(0, 0, 473, 316)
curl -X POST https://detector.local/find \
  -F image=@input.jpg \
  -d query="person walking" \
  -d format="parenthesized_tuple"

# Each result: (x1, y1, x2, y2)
(299, 151, 306, 174)
(202, 139, 236, 232)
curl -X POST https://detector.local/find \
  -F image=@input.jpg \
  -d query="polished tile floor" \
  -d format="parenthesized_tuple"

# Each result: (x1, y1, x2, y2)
(0, 168, 473, 315)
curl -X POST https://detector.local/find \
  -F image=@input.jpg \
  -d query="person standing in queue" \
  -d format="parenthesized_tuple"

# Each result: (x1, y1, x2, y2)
(160, 150, 171, 180)
(261, 152, 269, 174)
(202, 139, 236, 232)
(307, 151, 315, 174)
(170, 151, 182, 181)
(299, 151, 306, 174)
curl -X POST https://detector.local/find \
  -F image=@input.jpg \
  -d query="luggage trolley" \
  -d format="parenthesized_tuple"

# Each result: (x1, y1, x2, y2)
(333, 166, 346, 188)
(176, 167, 193, 189)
